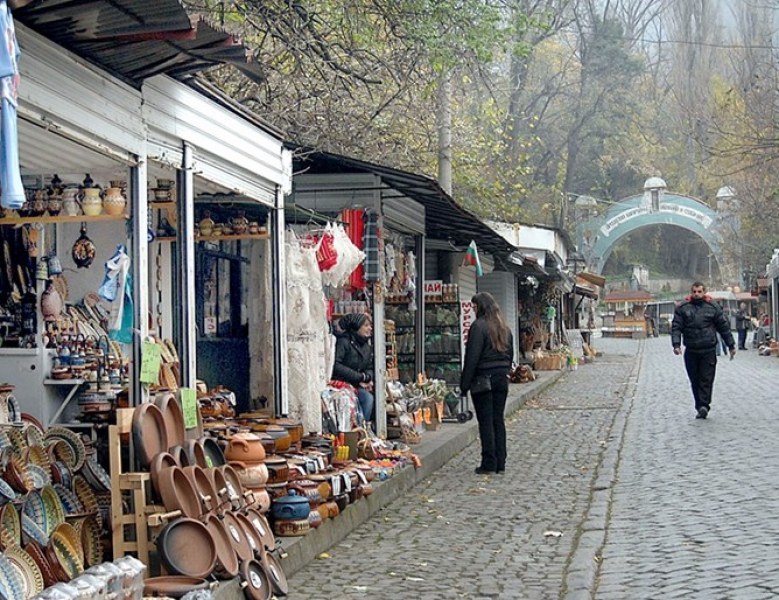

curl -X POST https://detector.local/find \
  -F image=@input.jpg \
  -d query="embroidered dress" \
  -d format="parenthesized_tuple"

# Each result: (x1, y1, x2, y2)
(285, 237, 327, 433)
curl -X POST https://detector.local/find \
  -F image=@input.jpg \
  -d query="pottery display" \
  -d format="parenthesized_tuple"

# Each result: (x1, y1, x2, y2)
(270, 490, 310, 521)
(102, 187, 126, 216)
(157, 466, 202, 519)
(143, 576, 210, 599)
(239, 558, 272, 600)
(62, 188, 82, 216)
(202, 514, 239, 579)
(131, 403, 169, 469)
(71, 225, 96, 269)
(40, 281, 63, 322)
(198, 212, 215, 237)
(80, 188, 103, 217)
(224, 433, 266, 463)
(156, 518, 216, 579)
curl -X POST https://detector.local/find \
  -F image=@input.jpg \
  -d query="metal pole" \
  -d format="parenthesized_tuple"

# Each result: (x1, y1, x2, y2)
(176, 143, 196, 388)
(130, 150, 149, 407)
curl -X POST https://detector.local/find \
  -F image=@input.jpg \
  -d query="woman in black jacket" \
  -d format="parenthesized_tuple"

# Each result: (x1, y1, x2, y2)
(332, 313, 375, 425)
(461, 292, 514, 474)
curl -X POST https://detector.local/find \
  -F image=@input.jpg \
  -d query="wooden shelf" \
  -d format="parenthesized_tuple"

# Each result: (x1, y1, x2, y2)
(0, 214, 128, 225)
(155, 233, 270, 242)
(150, 202, 177, 209)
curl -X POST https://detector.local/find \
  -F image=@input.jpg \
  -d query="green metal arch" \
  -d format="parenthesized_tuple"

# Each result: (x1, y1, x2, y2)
(576, 192, 722, 274)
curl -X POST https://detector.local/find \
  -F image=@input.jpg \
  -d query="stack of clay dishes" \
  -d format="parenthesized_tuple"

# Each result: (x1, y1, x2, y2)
(225, 432, 271, 514)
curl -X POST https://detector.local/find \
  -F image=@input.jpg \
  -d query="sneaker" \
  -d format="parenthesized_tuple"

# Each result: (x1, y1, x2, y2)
(696, 407, 709, 419)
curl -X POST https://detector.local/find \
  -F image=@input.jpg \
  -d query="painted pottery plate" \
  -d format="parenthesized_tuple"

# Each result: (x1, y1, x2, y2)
(53, 484, 84, 515)
(4, 427, 27, 458)
(0, 503, 20, 549)
(27, 465, 50, 490)
(22, 491, 47, 535)
(72, 476, 101, 528)
(0, 553, 25, 600)
(0, 479, 16, 504)
(4, 544, 44, 597)
(40, 486, 66, 534)
(20, 514, 48, 547)
(81, 457, 111, 493)
(44, 428, 86, 472)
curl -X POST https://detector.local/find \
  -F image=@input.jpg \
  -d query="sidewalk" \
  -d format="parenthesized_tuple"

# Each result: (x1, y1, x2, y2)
(278, 369, 565, 577)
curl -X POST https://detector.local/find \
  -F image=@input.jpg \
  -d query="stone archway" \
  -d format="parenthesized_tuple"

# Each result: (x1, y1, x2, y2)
(575, 185, 729, 279)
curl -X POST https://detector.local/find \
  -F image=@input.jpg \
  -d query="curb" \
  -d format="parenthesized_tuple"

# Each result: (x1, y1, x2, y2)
(278, 370, 566, 577)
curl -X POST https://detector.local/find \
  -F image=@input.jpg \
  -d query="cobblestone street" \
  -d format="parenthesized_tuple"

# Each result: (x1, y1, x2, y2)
(285, 337, 779, 599)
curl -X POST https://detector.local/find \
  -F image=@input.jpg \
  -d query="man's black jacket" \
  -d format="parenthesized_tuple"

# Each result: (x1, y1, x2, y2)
(671, 297, 734, 353)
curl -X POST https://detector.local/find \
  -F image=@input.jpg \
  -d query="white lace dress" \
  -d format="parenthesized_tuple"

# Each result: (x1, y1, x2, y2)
(285, 238, 328, 433)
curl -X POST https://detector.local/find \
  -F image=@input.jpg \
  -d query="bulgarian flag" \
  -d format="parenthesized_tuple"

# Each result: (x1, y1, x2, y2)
(463, 240, 484, 277)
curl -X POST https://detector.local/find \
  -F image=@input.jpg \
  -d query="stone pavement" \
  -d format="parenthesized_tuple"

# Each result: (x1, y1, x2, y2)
(285, 338, 641, 599)
(284, 338, 779, 599)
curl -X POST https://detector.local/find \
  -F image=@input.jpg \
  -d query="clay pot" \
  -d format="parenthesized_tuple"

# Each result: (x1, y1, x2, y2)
(334, 493, 349, 513)
(224, 433, 266, 463)
(248, 486, 271, 515)
(272, 517, 310, 537)
(131, 403, 169, 469)
(308, 509, 322, 529)
(150, 452, 179, 502)
(230, 461, 269, 489)
(156, 518, 216, 578)
(203, 514, 239, 579)
(181, 465, 218, 514)
(157, 466, 203, 519)
(263, 456, 289, 486)
(81, 187, 103, 216)
(143, 576, 210, 599)
(260, 550, 289, 597)
(220, 511, 253, 562)
(102, 188, 126, 216)
(220, 464, 245, 506)
(270, 490, 310, 521)
(240, 558, 272, 600)
(270, 418, 304, 444)
(243, 507, 274, 552)
(251, 425, 291, 453)
(234, 512, 264, 558)
(287, 481, 322, 509)
(183, 439, 207, 469)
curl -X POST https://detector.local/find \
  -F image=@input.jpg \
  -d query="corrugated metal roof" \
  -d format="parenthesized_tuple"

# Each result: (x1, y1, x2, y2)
(289, 148, 517, 258)
(11, 0, 263, 87)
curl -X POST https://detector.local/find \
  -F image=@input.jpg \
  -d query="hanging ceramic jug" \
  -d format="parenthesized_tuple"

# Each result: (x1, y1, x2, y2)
(41, 280, 63, 321)
(47, 253, 63, 276)
(102, 187, 126, 216)
(72, 224, 97, 269)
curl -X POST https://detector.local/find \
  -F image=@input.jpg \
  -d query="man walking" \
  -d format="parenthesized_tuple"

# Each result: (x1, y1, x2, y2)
(672, 282, 736, 419)
(735, 301, 750, 350)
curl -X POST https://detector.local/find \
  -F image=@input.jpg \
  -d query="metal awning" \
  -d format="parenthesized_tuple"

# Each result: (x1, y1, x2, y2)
(290, 148, 517, 257)
(11, 0, 263, 87)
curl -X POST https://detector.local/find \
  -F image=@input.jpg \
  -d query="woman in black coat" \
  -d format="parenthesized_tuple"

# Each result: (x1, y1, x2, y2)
(332, 312, 375, 424)
(461, 292, 514, 474)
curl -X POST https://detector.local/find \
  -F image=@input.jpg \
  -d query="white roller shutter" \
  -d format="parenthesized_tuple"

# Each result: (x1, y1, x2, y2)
(477, 271, 519, 360)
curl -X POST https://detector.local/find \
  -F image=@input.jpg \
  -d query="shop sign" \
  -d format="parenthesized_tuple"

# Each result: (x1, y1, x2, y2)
(460, 300, 476, 365)
(139, 341, 162, 384)
(424, 280, 443, 303)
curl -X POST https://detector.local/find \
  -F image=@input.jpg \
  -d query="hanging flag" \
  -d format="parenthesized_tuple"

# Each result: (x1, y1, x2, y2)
(463, 240, 483, 277)
(0, 0, 24, 210)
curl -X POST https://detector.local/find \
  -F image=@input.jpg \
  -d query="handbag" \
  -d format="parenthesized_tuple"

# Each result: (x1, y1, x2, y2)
(469, 374, 492, 395)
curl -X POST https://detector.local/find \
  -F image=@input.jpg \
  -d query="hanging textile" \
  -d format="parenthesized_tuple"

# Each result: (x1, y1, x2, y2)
(0, 1, 24, 209)
(363, 209, 380, 282)
(285, 234, 328, 433)
(98, 245, 133, 342)
(341, 208, 365, 289)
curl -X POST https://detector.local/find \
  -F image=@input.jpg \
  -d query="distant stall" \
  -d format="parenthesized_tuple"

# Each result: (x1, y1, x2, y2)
(601, 290, 654, 338)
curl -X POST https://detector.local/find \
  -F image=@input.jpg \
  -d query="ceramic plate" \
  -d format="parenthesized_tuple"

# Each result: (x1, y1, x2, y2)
(44, 428, 86, 472)
(0, 479, 16, 505)
(81, 457, 111, 493)
(5, 396, 20, 425)
(27, 465, 50, 490)
(40, 486, 66, 534)
(22, 491, 47, 535)
(4, 427, 27, 458)
(20, 514, 48, 547)
(4, 545, 44, 597)
(0, 554, 24, 600)
(0, 504, 20, 549)
(72, 476, 101, 529)
(53, 484, 84, 515)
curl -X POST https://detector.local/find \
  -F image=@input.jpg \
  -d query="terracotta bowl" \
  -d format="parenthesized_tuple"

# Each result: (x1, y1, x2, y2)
(240, 558, 272, 600)
(183, 439, 207, 469)
(157, 466, 203, 519)
(150, 452, 179, 502)
(260, 551, 289, 597)
(182, 465, 219, 515)
(243, 507, 274, 552)
(263, 456, 289, 486)
(131, 403, 169, 470)
(220, 511, 253, 562)
(156, 518, 216, 579)
(143, 576, 210, 599)
(203, 514, 239, 579)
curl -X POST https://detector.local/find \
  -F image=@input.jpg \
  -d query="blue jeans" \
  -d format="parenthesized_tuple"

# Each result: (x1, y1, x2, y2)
(356, 388, 374, 423)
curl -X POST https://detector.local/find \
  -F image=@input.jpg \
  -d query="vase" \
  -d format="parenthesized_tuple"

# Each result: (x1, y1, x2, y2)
(102, 188, 126, 216)
(81, 188, 103, 217)
(62, 188, 82, 216)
